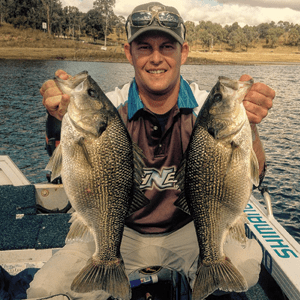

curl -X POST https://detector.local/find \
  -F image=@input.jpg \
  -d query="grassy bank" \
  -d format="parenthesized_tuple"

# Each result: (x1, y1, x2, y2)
(1, 23, 300, 64)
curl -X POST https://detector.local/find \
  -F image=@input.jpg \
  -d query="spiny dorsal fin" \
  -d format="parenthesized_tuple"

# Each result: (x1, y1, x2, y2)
(174, 155, 190, 215)
(174, 191, 190, 215)
(127, 142, 150, 216)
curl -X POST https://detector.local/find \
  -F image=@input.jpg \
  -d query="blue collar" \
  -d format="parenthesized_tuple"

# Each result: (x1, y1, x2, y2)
(127, 76, 198, 120)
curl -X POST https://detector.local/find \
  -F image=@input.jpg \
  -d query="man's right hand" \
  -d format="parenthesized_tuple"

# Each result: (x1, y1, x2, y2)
(40, 69, 71, 120)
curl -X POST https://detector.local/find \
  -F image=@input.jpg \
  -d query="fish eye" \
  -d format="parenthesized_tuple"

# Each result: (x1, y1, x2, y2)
(88, 89, 97, 98)
(214, 93, 222, 102)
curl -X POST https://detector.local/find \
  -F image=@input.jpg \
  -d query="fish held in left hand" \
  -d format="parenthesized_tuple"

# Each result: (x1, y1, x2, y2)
(46, 71, 149, 299)
(175, 76, 260, 300)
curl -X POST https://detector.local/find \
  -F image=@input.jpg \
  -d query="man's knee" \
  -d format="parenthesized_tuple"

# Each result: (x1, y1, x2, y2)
(224, 237, 263, 289)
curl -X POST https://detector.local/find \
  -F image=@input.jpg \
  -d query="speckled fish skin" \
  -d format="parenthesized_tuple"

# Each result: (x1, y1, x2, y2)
(47, 71, 147, 299)
(176, 76, 259, 300)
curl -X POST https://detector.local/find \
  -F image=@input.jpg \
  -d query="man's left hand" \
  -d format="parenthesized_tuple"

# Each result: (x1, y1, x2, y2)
(240, 74, 275, 124)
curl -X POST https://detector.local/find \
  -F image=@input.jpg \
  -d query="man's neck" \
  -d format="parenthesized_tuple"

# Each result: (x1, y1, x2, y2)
(138, 81, 181, 115)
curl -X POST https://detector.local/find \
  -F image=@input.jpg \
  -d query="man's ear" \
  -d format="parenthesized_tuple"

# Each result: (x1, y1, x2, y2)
(181, 42, 189, 65)
(124, 43, 133, 65)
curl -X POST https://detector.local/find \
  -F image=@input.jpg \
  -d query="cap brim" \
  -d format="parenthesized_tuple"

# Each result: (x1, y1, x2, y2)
(128, 25, 184, 45)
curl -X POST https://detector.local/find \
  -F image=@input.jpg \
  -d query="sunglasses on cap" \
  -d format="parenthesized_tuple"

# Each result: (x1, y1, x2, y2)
(127, 10, 183, 29)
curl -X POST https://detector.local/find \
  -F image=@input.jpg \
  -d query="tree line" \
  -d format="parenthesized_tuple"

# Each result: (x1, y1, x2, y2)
(186, 20, 300, 50)
(1, 0, 300, 49)
(0, 0, 126, 44)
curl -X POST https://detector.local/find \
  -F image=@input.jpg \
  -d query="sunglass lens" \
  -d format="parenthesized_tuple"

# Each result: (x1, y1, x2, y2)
(131, 12, 152, 26)
(158, 12, 180, 27)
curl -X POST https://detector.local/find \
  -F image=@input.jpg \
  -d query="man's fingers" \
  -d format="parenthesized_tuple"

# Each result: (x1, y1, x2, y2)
(55, 69, 72, 80)
(243, 101, 269, 124)
(40, 79, 57, 97)
(239, 74, 252, 82)
(44, 94, 70, 120)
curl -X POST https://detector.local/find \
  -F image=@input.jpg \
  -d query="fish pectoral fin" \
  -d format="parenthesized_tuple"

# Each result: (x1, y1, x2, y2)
(250, 149, 260, 187)
(193, 258, 248, 300)
(71, 257, 131, 300)
(77, 137, 93, 168)
(45, 144, 62, 182)
(66, 212, 93, 243)
(174, 192, 190, 215)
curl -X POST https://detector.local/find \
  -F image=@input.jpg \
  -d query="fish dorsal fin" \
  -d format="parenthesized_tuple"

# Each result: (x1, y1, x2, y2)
(66, 212, 94, 243)
(174, 156, 191, 215)
(127, 143, 150, 216)
(45, 144, 62, 182)
(174, 191, 190, 215)
(250, 148, 260, 187)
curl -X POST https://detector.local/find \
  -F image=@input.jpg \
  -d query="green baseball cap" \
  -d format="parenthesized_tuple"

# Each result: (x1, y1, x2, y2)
(126, 2, 186, 44)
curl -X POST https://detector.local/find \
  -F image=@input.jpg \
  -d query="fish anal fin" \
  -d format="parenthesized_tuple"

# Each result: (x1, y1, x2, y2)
(193, 258, 248, 300)
(45, 144, 62, 182)
(71, 257, 131, 300)
(66, 212, 93, 243)
(228, 213, 248, 243)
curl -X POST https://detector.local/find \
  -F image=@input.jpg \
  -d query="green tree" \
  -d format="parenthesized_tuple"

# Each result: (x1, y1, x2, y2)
(115, 15, 126, 43)
(288, 28, 300, 46)
(83, 9, 105, 42)
(266, 27, 284, 48)
(93, 0, 116, 46)
(257, 23, 271, 40)
(243, 25, 259, 49)
(185, 21, 196, 49)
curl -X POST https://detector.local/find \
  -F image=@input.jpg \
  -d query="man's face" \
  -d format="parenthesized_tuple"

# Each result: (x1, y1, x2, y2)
(124, 32, 189, 98)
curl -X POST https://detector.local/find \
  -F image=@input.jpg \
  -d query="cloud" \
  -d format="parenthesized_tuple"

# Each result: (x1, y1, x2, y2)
(60, 0, 300, 27)
(60, 0, 94, 13)
(216, 0, 300, 11)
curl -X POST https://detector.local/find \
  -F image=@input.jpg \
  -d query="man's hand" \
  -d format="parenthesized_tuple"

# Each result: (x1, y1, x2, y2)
(40, 69, 71, 121)
(240, 74, 275, 124)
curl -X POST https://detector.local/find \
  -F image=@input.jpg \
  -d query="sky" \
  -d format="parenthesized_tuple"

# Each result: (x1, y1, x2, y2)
(60, 0, 300, 27)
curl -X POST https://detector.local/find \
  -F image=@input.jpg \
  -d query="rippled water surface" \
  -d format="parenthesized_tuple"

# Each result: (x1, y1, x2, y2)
(0, 60, 299, 242)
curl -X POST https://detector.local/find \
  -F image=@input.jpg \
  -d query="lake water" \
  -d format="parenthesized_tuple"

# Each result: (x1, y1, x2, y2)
(0, 59, 299, 243)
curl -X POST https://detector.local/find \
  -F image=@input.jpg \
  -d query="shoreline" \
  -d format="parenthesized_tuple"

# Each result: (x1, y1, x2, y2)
(1, 47, 300, 65)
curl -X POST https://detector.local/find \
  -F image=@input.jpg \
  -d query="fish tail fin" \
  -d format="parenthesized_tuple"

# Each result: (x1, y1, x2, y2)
(71, 257, 131, 300)
(193, 258, 247, 300)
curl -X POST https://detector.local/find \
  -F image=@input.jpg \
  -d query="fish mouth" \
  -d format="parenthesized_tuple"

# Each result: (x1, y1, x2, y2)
(56, 71, 89, 92)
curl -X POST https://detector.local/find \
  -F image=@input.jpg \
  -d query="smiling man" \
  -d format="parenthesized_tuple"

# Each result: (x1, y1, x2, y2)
(27, 2, 275, 299)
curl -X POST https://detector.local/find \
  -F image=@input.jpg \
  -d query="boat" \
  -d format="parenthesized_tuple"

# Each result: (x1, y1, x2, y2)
(1, 154, 300, 300)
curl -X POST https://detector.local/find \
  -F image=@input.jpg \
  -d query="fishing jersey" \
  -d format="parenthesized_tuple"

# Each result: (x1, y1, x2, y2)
(107, 76, 208, 234)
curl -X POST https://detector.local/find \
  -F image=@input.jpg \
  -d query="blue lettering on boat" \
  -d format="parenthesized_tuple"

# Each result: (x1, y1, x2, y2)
(244, 203, 298, 262)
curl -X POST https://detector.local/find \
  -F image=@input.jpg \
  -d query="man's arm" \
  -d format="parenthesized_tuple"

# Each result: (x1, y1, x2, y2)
(240, 74, 275, 179)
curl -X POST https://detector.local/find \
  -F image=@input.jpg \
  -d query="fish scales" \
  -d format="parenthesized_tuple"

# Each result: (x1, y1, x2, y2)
(47, 71, 149, 299)
(175, 76, 259, 300)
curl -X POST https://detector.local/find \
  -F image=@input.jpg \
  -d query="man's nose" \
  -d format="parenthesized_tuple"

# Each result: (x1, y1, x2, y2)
(150, 49, 163, 64)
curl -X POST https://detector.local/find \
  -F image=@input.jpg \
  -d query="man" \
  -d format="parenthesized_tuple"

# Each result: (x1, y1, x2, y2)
(27, 2, 274, 299)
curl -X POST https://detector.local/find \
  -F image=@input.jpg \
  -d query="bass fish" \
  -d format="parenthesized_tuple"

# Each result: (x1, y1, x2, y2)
(47, 71, 149, 299)
(176, 76, 259, 299)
